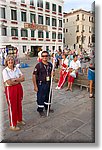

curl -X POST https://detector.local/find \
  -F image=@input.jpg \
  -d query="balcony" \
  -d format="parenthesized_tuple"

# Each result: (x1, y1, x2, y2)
(12, 36, 18, 40)
(31, 38, 36, 40)
(52, 27, 57, 30)
(11, 21, 18, 24)
(0, 19, 7, 23)
(10, 1, 17, 5)
(21, 3, 27, 7)
(58, 13, 62, 16)
(22, 37, 28, 40)
(52, 39, 56, 42)
(38, 38, 43, 41)
(45, 9, 50, 13)
(38, 7, 43, 11)
(58, 40, 62, 42)
(52, 11, 56, 15)
(29, 6, 35, 9)
(46, 39, 50, 41)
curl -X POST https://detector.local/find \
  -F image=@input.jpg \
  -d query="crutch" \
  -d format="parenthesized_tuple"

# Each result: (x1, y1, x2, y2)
(47, 52, 55, 117)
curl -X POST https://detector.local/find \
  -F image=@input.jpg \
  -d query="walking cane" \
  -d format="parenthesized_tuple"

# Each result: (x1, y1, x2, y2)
(47, 52, 55, 117)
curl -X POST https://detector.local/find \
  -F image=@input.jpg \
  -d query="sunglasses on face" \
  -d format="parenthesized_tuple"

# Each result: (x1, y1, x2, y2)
(42, 55, 48, 57)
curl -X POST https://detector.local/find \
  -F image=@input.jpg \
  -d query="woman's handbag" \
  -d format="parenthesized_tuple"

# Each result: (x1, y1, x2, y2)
(70, 70, 76, 78)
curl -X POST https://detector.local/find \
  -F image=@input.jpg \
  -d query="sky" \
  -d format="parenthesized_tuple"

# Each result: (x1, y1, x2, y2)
(64, 0, 95, 12)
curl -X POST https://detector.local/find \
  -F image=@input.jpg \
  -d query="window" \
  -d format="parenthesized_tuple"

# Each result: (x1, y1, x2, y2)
(58, 33, 62, 39)
(31, 30, 35, 37)
(46, 32, 49, 38)
(66, 29, 68, 32)
(46, 17, 50, 25)
(0, 7, 5, 19)
(46, 46, 49, 51)
(23, 45, 26, 53)
(63, 19, 65, 23)
(89, 26, 91, 33)
(52, 4, 56, 12)
(21, 0, 25, 3)
(59, 20, 62, 27)
(92, 17, 94, 22)
(52, 32, 56, 39)
(89, 36, 91, 43)
(11, 27, 18, 36)
(58, 6, 62, 13)
(38, 30, 43, 38)
(37, 0, 43, 8)
(66, 19, 68, 22)
(30, 13, 36, 23)
(21, 11, 26, 22)
(76, 15, 79, 21)
(82, 14, 85, 20)
(38, 15, 43, 24)
(52, 46, 55, 51)
(76, 25, 79, 32)
(30, 0, 34, 6)
(21, 29, 28, 37)
(82, 25, 85, 32)
(52, 18, 57, 26)
(1, 26, 7, 36)
(11, 9, 17, 20)
(76, 36, 79, 43)
(46, 2, 50, 10)
(89, 16, 91, 22)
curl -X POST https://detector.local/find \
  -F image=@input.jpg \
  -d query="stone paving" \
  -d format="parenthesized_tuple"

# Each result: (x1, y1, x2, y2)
(0, 57, 95, 143)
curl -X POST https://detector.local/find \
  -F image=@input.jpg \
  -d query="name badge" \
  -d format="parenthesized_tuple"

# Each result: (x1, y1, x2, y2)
(46, 76, 50, 81)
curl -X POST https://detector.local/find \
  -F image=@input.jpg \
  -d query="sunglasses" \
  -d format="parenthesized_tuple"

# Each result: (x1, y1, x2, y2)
(42, 55, 48, 57)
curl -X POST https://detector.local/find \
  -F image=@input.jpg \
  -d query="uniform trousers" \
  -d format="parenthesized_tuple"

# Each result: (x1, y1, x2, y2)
(37, 81, 51, 112)
(5, 83, 23, 127)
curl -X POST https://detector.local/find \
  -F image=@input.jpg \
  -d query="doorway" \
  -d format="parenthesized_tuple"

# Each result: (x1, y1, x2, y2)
(31, 46, 42, 56)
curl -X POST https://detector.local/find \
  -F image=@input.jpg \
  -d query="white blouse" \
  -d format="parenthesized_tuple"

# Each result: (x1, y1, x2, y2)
(2, 66, 23, 83)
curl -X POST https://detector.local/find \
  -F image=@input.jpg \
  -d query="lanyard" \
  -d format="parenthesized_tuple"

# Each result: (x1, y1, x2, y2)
(44, 65, 49, 76)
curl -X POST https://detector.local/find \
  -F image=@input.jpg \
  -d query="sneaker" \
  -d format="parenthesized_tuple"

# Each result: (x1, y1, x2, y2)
(17, 121, 26, 126)
(39, 111, 46, 117)
(55, 86, 60, 90)
(10, 126, 21, 131)
(55, 86, 58, 89)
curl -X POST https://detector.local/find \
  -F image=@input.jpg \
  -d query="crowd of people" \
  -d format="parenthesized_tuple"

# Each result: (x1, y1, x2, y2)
(2, 48, 95, 131)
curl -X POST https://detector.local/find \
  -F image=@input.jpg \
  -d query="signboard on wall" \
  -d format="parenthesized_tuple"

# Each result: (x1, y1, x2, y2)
(24, 23, 48, 31)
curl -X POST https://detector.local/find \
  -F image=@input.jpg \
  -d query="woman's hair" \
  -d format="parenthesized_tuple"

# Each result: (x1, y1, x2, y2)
(5, 55, 15, 67)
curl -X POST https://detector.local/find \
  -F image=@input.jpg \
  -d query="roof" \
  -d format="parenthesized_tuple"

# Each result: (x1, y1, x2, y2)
(64, 9, 93, 17)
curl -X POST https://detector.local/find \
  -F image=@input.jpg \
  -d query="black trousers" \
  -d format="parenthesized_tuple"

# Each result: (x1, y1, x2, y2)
(37, 82, 51, 112)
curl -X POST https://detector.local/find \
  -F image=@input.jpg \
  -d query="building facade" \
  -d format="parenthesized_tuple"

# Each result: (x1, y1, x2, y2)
(0, 0, 64, 57)
(63, 9, 95, 53)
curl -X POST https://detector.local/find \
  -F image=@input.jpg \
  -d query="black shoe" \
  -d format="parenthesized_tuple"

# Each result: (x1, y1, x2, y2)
(39, 111, 46, 117)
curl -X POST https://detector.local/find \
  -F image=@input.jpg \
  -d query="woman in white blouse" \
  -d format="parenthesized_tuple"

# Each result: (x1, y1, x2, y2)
(66, 55, 81, 92)
(2, 55, 25, 131)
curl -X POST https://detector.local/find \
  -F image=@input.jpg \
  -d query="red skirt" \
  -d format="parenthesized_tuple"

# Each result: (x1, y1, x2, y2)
(68, 72, 78, 83)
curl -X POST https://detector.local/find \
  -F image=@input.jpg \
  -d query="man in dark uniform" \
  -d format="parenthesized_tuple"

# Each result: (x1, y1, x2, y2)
(32, 51, 54, 117)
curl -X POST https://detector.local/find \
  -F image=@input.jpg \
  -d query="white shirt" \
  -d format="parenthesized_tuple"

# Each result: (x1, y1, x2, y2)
(2, 66, 23, 83)
(69, 60, 81, 70)
(62, 58, 68, 66)
(38, 51, 42, 58)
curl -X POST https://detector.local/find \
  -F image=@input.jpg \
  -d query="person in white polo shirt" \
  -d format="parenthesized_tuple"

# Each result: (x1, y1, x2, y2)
(66, 54, 81, 92)
(2, 55, 25, 131)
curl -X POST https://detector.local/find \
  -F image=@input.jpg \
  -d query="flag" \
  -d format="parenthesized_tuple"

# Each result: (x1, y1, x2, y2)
(32, 19, 35, 28)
